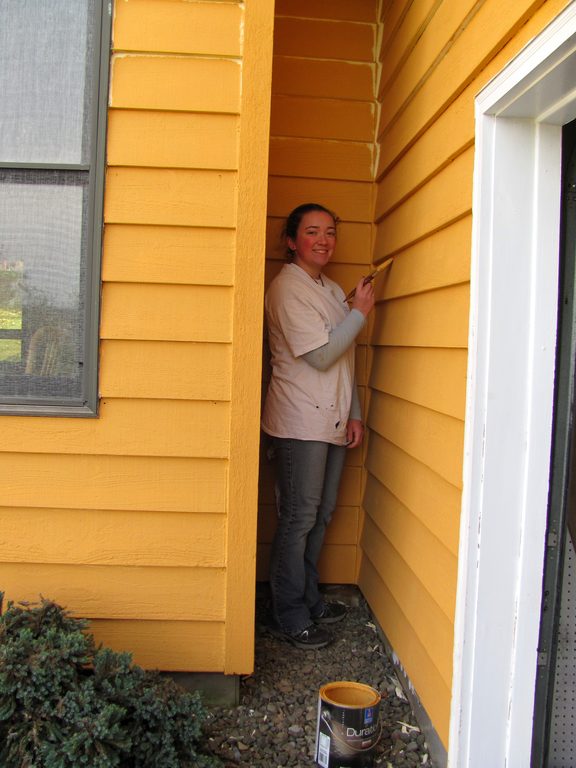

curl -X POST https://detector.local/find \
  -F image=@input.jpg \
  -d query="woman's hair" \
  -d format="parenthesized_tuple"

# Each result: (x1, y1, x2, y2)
(283, 203, 339, 259)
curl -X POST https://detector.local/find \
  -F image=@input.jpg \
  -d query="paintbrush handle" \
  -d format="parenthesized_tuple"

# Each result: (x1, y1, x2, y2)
(343, 257, 393, 302)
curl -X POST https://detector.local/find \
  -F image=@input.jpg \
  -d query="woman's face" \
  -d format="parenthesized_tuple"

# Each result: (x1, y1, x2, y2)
(288, 211, 336, 278)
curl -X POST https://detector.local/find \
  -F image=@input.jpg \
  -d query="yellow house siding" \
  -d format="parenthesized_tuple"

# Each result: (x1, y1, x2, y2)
(0, 400, 230, 457)
(274, 0, 377, 23)
(359, 0, 572, 747)
(107, 111, 239, 170)
(89, 620, 225, 671)
(110, 56, 241, 113)
(0, 454, 227, 512)
(105, 168, 238, 228)
(112, 0, 243, 56)
(0, 0, 273, 675)
(259, 2, 379, 583)
(2, 508, 225, 568)
(224, 0, 274, 673)
(361, 557, 452, 742)
(102, 225, 236, 286)
(100, 341, 231, 400)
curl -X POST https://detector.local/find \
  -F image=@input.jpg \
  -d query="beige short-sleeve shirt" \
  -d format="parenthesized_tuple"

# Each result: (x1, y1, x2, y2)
(261, 263, 356, 445)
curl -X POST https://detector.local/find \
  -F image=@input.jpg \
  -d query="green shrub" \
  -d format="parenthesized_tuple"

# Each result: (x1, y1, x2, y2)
(0, 594, 220, 768)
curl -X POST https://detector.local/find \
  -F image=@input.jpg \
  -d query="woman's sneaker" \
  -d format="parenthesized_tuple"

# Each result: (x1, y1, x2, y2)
(312, 602, 347, 624)
(268, 622, 332, 649)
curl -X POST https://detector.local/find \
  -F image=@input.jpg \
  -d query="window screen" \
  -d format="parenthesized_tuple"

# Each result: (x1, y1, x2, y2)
(0, 0, 110, 414)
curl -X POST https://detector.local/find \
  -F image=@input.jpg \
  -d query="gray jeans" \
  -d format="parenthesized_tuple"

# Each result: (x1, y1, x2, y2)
(269, 437, 347, 634)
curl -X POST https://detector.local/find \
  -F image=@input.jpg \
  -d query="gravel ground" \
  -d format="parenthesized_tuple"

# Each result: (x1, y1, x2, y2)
(202, 587, 435, 767)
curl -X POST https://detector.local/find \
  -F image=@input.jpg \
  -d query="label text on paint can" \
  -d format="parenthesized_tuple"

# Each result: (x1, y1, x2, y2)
(346, 723, 379, 739)
(317, 732, 330, 768)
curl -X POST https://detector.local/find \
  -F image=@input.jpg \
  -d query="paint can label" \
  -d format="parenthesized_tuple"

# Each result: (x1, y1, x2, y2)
(315, 682, 381, 768)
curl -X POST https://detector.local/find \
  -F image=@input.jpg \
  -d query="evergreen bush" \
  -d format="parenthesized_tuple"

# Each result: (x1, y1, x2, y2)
(0, 594, 220, 768)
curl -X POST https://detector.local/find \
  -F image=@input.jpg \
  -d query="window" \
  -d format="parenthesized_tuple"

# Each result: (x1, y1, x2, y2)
(0, 0, 111, 415)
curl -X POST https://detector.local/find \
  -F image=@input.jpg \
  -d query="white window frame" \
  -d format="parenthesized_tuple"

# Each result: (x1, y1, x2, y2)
(450, 3, 576, 766)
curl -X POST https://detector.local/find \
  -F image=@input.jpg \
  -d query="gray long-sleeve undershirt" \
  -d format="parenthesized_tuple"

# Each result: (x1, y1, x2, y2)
(301, 308, 365, 420)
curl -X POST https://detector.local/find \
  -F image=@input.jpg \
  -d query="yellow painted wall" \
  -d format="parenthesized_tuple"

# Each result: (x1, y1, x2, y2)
(359, 0, 572, 747)
(257, 0, 379, 583)
(0, 0, 274, 676)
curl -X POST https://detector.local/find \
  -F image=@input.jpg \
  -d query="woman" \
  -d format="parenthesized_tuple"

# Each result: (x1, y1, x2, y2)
(262, 203, 375, 649)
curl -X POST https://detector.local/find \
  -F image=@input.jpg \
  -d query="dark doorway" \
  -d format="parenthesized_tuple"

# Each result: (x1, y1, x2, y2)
(532, 118, 576, 767)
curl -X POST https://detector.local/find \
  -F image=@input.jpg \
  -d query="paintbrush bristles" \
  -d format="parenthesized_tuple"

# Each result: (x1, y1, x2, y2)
(343, 257, 394, 302)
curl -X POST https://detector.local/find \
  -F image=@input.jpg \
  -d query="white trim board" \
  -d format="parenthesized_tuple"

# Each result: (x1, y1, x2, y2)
(450, 3, 576, 767)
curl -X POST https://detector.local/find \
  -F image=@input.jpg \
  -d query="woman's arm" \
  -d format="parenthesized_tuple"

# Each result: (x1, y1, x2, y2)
(301, 309, 365, 371)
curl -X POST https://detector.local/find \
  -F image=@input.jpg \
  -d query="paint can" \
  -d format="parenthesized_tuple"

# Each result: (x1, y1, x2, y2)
(315, 681, 381, 768)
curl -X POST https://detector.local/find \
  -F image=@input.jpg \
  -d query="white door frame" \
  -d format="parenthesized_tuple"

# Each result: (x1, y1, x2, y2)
(450, 4, 576, 766)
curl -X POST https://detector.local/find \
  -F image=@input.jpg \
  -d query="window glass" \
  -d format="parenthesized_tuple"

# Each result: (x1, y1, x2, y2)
(0, 170, 87, 403)
(0, 0, 93, 165)
(0, 0, 108, 413)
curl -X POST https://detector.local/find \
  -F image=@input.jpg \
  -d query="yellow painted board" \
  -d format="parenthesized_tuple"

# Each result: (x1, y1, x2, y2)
(376, 0, 568, 165)
(371, 283, 470, 349)
(378, 0, 479, 130)
(105, 168, 237, 228)
(363, 476, 457, 620)
(102, 225, 235, 286)
(100, 340, 231, 400)
(0, 453, 227, 513)
(258, 504, 360, 546)
(0, 399, 230, 458)
(379, 0, 550, 135)
(274, 18, 375, 62)
(370, 346, 468, 420)
(1, 563, 226, 621)
(224, 0, 274, 676)
(267, 177, 373, 223)
(379, 0, 437, 94)
(365, 432, 461, 556)
(359, 557, 451, 747)
(368, 390, 464, 489)
(375, 150, 474, 255)
(107, 111, 239, 171)
(0, 508, 226, 568)
(376, 88, 473, 190)
(373, 217, 472, 297)
(356, 348, 368, 386)
(270, 95, 375, 142)
(257, 543, 357, 584)
(113, 0, 242, 56)
(274, 0, 377, 22)
(360, 517, 454, 687)
(272, 56, 375, 102)
(269, 137, 373, 182)
(259, 463, 361, 508)
(319, 544, 357, 583)
(379, 0, 415, 53)
(110, 55, 241, 113)
(266, 219, 372, 264)
(101, 283, 233, 343)
(90, 619, 225, 672)
(376, 141, 473, 228)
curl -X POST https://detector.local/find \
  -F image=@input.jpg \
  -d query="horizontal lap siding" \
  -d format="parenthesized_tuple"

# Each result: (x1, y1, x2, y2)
(259, 4, 378, 581)
(0, 0, 274, 675)
(359, 0, 571, 748)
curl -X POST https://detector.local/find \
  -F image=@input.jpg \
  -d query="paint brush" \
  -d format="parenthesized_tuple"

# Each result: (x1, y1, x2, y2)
(343, 256, 394, 302)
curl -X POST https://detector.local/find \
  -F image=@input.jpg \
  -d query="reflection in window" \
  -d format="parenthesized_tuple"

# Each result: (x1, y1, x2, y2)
(0, 171, 86, 400)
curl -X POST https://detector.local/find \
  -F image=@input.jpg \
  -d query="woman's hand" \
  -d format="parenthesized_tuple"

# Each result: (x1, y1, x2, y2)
(351, 277, 375, 316)
(346, 419, 364, 449)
